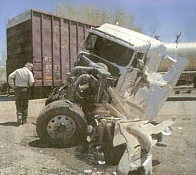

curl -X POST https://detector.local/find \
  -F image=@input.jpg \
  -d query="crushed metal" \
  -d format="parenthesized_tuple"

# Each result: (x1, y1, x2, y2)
(36, 23, 188, 175)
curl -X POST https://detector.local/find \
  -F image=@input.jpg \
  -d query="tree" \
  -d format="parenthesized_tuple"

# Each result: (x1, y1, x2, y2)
(0, 41, 7, 82)
(53, 1, 142, 32)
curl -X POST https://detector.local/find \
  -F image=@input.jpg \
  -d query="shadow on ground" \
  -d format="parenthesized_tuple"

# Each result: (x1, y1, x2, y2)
(0, 121, 20, 127)
(29, 139, 52, 148)
(29, 139, 75, 149)
(152, 160, 161, 166)
(156, 143, 167, 147)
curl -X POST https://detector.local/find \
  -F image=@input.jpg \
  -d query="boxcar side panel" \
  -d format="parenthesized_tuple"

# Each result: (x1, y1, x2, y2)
(60, 19, 70, 82)
(42, 14, 53, 86)
(32, 11, 42, 86)
(69, 21, 77, 69)
(77, 23, 86, 52)
(53, 17, 61, 86)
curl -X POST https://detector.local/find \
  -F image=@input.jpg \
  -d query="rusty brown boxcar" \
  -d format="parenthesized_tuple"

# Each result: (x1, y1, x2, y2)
(6, 9, 94, 97)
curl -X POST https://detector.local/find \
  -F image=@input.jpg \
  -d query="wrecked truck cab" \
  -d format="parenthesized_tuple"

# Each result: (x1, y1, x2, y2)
(77, 23, 187, 121)
(80, 23, 166, 74)
(36, 23, 188, 175)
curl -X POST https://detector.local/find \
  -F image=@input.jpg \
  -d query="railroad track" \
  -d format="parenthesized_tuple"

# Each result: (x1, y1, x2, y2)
(168, 86, 196, 101)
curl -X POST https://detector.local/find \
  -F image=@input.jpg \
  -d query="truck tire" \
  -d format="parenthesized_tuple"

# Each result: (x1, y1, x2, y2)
(36, 100, 87, 147)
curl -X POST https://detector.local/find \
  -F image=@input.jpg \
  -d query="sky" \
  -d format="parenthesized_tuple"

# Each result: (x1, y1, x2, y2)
(0, 0, 196, 60)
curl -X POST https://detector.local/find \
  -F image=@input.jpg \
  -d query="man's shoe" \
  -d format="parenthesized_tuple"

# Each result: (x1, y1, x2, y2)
(17, 115, 22, 124)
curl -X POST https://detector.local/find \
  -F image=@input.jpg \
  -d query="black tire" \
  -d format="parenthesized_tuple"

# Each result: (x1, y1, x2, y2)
(36, 100, 87, 147)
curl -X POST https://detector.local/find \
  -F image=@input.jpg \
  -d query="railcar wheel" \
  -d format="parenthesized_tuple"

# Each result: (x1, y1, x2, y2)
(36, 100, 87, 147)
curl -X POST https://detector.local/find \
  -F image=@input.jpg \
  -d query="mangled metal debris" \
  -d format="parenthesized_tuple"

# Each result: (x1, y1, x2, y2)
(36, 23, 188, 175)
(113, 118, 176, 174)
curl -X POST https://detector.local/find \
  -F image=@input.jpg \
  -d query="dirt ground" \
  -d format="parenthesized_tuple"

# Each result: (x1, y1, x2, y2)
(0, 95, 195, 175)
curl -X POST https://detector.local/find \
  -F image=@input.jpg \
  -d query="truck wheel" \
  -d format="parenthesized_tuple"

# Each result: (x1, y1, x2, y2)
(36, 100, 87, 147)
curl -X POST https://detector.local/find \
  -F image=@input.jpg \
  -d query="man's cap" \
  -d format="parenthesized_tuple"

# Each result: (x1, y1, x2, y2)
(25, 62, 33, 68)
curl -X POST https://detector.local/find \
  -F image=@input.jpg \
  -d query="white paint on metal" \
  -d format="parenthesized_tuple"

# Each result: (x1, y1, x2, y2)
(113, 118, 175, 175)
(6, 10, 31, 29)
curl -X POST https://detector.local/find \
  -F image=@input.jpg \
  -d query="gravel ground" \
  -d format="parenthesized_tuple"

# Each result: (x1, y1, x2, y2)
(0, 95, 195, 175)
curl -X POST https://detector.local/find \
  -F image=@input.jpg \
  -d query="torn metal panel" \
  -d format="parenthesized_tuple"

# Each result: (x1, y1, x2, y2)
(113, 118, 175, 175)
(113, 121, 141, 174)
(118, 53, 188, 121)
(145, 40, 167, 72)
(143, 54, 188, 121)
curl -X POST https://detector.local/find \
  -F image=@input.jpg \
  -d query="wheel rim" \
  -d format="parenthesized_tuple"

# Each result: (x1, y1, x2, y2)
(47, 115, 76, 139)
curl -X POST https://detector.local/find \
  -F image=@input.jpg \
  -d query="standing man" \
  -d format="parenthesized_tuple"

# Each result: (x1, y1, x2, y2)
(8, 62, 35, 124)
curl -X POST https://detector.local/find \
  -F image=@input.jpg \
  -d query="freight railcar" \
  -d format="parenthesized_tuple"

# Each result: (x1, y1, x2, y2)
(159, 42, 196, 87)
(6, 9, 94, 97)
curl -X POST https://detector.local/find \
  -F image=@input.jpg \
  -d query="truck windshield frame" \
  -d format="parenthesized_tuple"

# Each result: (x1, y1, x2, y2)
(83, 33, 135, 67)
